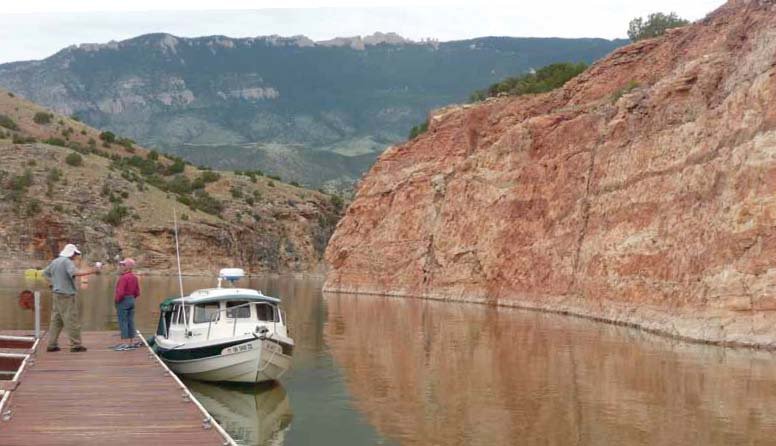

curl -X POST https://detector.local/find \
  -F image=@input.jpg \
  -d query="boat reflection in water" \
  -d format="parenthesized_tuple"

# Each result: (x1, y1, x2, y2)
(186, 380, 293, 446)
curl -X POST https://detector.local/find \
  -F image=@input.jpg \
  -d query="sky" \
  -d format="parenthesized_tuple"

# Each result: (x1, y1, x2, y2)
(0, 0, 726, 64)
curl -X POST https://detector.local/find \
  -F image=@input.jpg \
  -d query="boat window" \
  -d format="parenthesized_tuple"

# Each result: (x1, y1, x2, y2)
(173, 304, 190, 325)
(193, 304, 221, 324)
(226, 301, 251, 319)
(255, 303, 277, 322)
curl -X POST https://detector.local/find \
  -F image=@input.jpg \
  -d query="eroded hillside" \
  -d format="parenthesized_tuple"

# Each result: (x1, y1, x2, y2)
(0, 89, 343, 274)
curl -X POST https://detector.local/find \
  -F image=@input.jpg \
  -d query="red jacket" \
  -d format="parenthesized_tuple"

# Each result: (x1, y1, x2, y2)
(115, 272, 140, 303)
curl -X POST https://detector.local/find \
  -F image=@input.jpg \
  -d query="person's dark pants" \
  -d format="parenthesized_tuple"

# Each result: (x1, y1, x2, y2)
(116, 296, 136, 340)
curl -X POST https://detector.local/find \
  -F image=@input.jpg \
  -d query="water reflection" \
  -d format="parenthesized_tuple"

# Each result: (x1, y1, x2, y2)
(323, 292, 776, 446)
(0, 274, 390, 446)
(4, 274, 776, 445)
(186, 381, 293, 445)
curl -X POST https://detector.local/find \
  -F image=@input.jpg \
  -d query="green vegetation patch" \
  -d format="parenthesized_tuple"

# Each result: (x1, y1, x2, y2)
(33, 112, 53, 125)
(0, 114, 18, 131)
(7, 168, 33, 192)
(408, 120, 429, 140)
(470, 62, 588, 101)
(103, 204, 129, 226)
(191, 190, 223, 216)
(44, 137, 67, 147)
(99, 131, 116, 144)
(628, 12, 689, 42)
(12, 135, 36, 144)
(65, 152, 83, 167)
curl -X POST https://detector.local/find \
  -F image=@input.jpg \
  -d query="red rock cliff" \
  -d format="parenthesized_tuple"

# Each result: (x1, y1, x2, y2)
(325, 0, 776, 347)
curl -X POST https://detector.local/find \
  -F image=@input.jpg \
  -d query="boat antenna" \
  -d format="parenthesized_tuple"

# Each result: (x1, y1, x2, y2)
(173, 208, 188, 332)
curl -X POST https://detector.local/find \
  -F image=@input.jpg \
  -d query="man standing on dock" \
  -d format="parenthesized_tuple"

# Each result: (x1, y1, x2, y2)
(42, 243, 100, 353)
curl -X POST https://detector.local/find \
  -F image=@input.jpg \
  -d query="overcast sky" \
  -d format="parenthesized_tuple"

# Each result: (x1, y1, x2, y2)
(0, 0, 726, 64)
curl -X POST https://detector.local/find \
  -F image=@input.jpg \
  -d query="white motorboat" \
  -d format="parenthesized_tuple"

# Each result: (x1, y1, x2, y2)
(154, 268, 294, 383)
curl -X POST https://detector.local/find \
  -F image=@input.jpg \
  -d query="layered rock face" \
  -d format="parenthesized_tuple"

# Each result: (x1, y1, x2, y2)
(325, 0, 776, 347)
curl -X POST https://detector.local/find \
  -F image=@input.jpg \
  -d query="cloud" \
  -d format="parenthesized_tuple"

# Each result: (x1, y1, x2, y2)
(0, 2, 726, 64)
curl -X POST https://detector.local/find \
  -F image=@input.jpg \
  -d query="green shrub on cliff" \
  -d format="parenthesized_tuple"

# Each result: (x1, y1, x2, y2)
(330, 194, 344, 211)
(65, 152, 83, 167)
(470, 62, 588, 102)
(7, 168, 33, 192)
(628, 12, 689, 42)
(126, 155, 158, 176)
(117, 137, 135, 152)
(165, 158, 186, 175)
(191, 190, 223, 216)
(408, 120, 429, 140)
(33, 112, 53, 124)
(12, 135, 36, 144)
(167, 175, 193, 194)
(103, 203, 129, 226)
(199, 170, 221, 183)
(44, 137, 67, 147)
(0, 114, 18, 131)
(99, 131, 116, 143)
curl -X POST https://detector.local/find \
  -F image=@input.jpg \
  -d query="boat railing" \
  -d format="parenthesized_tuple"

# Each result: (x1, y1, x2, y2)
(203, 302, 278, 341)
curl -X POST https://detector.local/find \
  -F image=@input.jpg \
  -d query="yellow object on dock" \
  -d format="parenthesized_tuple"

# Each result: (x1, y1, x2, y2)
(23, 269, 44, 279)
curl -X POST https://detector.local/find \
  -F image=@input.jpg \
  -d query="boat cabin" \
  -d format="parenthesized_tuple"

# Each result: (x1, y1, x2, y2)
(157, 288, 288, 342)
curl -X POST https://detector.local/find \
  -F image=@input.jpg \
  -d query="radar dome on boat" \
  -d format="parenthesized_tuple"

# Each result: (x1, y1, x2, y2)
(219, 268, 245, 282)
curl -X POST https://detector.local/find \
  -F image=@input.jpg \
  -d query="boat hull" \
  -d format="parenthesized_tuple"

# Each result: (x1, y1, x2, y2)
(157, 337, 292, 383)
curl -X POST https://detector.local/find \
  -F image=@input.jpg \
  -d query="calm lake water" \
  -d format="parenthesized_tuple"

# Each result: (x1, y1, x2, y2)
(2, 273, 776, 445)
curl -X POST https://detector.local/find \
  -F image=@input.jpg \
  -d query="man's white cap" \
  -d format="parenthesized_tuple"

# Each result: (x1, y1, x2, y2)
(59, 244, 81, 257)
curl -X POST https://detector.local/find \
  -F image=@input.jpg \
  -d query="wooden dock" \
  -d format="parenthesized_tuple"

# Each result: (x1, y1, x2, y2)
(0, 331, 233, 445)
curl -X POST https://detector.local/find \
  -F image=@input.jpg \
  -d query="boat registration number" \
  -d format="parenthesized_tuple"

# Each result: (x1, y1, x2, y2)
(222, 342, 255, 355)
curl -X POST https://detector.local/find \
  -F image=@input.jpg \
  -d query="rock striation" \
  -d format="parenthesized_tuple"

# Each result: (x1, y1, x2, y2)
(325, 0, 776, 347)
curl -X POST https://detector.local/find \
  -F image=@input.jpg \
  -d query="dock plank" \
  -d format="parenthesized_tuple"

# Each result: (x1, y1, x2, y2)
(0, 332, 226, 445)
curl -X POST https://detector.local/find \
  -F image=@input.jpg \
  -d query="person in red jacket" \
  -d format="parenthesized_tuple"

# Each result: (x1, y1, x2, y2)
(114, 258, 140, 351)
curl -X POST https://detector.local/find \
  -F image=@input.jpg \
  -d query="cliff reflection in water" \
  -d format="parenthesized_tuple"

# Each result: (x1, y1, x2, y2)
(186, 381, 292, 446)
(323, 292, 776, 446)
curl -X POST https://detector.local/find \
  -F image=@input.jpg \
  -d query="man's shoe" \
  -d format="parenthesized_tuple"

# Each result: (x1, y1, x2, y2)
(46, 346, 60, 352)
(70, 346, 87, 352)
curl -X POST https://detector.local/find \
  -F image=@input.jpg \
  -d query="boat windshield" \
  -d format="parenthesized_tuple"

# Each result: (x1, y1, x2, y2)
(226, 301, 251, 319)
(193, 304, 221, 324)
(255, 303, 278, 322)
(172, 304, 191, 326)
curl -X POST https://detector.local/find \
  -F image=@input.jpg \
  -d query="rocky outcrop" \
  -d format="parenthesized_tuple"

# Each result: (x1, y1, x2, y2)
(325, 1, 776, 347)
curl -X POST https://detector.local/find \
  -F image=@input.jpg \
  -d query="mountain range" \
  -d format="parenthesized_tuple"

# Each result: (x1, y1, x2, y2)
(0, 33, 627, 192)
